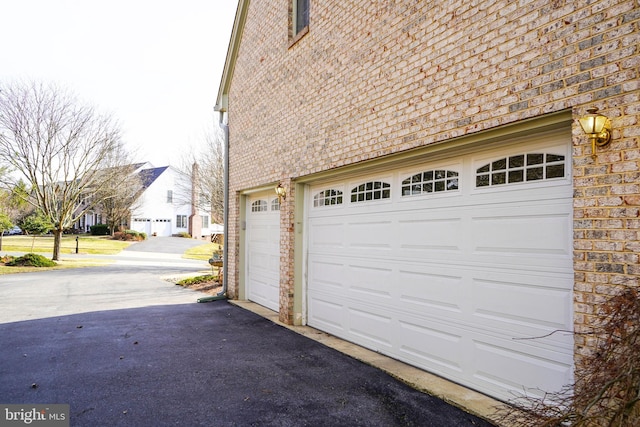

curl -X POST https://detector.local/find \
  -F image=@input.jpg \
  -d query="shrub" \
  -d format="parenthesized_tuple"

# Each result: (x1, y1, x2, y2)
(124, 230, 144, 240)
(176, 275, 216, 286)
(90, 224, 109, 236)
(112, 230, 146, 241)
(177, 232, 191, 238)
(1, 255, 16, 264)
(6, 253, 56, 267)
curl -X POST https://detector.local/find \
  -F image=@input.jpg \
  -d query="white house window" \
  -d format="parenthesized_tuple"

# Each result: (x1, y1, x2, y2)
(176, 215, 187, 228)
(313, 189, 343, 207)
(401, 170, 459, 196)
(251, 200, 268, 212)
(476, 153, 565, 187)
(167, 190, 173, 203)
(351, 181, 390, 203)
(201, 215, 209, 228)
(271, 199, 281, 211)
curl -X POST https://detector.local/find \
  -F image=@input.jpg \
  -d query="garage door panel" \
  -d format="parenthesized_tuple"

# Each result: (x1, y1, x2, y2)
(248, 279, 275, 306)
(398, 268, 465, 313)
(307, 295, 345, 331)
(473, 276, 573, 331)
(397, 216, 463, 252)
(472, 216, 570, 255)
(348, 307, 394, 350)
(248, 223, 273, 243)
(308, 219, 345, 249)
(473, 340, 573, 398)
(398, 321, 465, 373)
(349, 263, 393, 298)
(471, 210, 571, 257)
(248, 250, 275, 271)
(308, 259, 345, 291)
(346, 218, 394, 249)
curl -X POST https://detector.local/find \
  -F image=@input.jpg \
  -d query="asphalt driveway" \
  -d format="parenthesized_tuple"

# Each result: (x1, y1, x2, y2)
(123, 235, 207, 254)
(0, 238, 494, 426)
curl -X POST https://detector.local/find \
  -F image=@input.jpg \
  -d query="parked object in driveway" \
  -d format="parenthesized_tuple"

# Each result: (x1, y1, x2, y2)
(6, 226, 22, 235)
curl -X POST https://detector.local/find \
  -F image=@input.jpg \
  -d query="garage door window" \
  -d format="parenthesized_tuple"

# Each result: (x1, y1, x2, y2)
(476, 153, 565, 187)
(313, 189, 343, 207)
(271, 199, 281, 211)
(251, 200, 268, 212)
(401, 170, 459, 196)
(351, 181, 390, 202)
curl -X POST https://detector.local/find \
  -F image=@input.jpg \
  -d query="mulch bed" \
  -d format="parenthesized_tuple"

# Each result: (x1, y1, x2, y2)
(175, 279, 223, 296)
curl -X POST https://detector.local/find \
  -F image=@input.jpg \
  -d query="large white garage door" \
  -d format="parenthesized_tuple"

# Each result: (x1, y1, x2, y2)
(246, 192, 281, 311)
(306, 134, 574, 401)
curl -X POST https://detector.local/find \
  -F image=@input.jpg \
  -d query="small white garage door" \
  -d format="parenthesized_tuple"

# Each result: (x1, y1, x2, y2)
(306, 134, 574, 401)
(131, 218, 151, 235)
(246, 192, 281, 311)
(152, 219, 172, 237)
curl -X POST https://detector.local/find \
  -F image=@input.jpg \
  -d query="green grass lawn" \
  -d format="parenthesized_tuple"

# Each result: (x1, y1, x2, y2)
(183, 242, 223, 261)
(0, 235, 223, 274)
(0, 235, 132, 255)
(0, 258, 114, 274)
(0, 235, 130, 274)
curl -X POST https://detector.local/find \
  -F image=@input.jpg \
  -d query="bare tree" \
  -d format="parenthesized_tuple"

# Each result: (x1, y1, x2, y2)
(90, 144, 144, 235)
(206, 129, 225, 225)
(92, 166, 144, 235)
(0, 80, 130, 260)
(176, 124, 224, 224)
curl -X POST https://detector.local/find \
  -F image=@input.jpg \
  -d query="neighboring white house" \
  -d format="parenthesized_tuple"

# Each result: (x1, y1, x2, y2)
(75, 163, 214, 238)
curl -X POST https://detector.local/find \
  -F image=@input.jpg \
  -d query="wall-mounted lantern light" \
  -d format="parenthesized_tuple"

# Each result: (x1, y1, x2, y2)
(579, 107, 612, 159)
(275, 183, 286, 202)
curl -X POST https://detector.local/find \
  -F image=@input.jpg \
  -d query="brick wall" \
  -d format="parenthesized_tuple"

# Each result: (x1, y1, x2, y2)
(225, 0, 640, 361)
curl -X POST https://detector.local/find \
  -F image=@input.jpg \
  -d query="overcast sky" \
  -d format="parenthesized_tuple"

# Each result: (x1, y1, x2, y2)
(0, 0, 237, 166)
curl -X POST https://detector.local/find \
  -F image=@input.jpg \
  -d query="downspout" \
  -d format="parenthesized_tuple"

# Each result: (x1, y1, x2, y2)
(198, 113, 229, 303)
